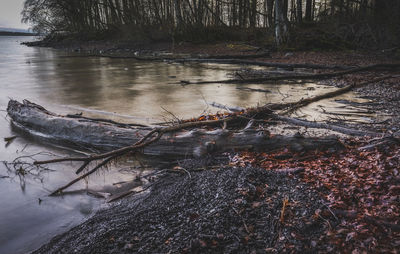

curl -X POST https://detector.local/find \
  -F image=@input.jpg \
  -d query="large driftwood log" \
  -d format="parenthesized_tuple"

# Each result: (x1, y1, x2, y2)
(174, 58, 351, 70)
(181, 63, 400, 85)
(275, 115, 380, 137)
(8, 99, 345, 195)
(7, 100, 343, 158)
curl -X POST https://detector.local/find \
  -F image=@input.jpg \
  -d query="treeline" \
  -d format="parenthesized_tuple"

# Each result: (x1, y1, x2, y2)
(0, 31, 36, 36)
(22, 0, 400, 47)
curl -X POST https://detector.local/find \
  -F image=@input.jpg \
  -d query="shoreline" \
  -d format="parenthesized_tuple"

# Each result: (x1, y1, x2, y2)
(0, 31, 37, 36)
(23, 40, 400, 253)
(31, 142, 400, 253)
(33, 163, 330, 253)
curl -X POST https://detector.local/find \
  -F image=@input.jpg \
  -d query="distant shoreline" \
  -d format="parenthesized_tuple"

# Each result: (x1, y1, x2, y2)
(0, 31, 37, 36)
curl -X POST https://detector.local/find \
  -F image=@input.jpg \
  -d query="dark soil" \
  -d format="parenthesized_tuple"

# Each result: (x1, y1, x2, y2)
(34, 163, 330, 253)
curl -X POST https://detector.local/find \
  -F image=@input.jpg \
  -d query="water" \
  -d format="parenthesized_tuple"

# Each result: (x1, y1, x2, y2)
(0, 36, 375, 253)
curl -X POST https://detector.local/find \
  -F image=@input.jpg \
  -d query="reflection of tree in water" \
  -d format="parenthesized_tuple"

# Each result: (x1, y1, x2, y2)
(32, 52, 266, 119)
(29, 49, 99, 106)
(49, 57, 114, 106)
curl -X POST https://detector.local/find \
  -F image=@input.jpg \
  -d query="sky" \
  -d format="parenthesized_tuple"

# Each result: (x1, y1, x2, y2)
(0, 0, 29, 29)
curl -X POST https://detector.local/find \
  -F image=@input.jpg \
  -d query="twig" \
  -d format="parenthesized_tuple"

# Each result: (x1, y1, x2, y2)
(232, 207, 251, 234)
(280, 197, 289, 224)
(180, 167, 192, 179)
(236, 87, 271, 93)
(209, 102, 244, 112)
(75, 161, 91, 174)
(34, 129, 161, 165)
(50, 156, 116, 196)
(107, 181, 156, 203)
(321, 201, 339, 221)
(141, 169, 168, 179)
(161, 106, 181, 124)
(19, 143, 29, 153)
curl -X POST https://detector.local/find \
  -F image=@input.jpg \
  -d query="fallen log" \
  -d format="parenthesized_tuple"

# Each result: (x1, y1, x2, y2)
(268, 75, 396, 113)
(181, 63, 400, 85)
(174, 59, 353, 70)
(275, 115, 381, 137)
(7, 100, 343, 158)
(8, 100, 345, 195)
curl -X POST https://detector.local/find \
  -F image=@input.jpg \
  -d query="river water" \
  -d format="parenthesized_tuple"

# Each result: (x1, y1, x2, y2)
(0, 36, 375, 253)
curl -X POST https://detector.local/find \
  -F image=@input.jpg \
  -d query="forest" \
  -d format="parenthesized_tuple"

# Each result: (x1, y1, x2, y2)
(22, 0, 400, 48)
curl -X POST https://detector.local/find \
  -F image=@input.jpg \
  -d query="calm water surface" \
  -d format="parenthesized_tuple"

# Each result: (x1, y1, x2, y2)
(0, 36, 374, 253)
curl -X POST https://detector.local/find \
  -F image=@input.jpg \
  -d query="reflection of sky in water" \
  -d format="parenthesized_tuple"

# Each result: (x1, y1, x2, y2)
(0, 36, 374, 124)
(0, 36, 376, 253)
(29, 56, 272, 122)
(28, 54, 375, 124)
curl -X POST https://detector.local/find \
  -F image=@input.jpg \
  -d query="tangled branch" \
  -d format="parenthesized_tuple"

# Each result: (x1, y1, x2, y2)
(34, 117, 238, 195)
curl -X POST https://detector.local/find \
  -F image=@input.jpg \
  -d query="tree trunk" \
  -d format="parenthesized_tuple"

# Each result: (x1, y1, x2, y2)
(274, 0, 289, 46)
(174, 0, 183, 28)
(266, 0, 274, 28)
(305, 0, 312, 21)
(250, 0, 257, 28)
(296, 0, 302, 23)
(7, 100, 343, 158)
(283, 0, 288, 20)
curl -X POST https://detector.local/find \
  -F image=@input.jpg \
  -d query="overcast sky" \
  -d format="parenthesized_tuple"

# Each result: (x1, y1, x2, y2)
(0, 0, 28, 29)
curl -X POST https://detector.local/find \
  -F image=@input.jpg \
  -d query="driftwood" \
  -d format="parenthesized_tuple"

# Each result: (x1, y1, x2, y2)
(174, 59, 352, 70)
(236, 87, 272, 93)
(7, 100, 342, 158)
(208, 102, 245, 112)
(207, 76, 390, 137)
(7, 100, 233, 157)
(275, 115, 381, 137)
(207, 84, 386, 137)
(268, 75, 396, 113)
(7, 99, 344, 195)
(181, 63, 400, 85)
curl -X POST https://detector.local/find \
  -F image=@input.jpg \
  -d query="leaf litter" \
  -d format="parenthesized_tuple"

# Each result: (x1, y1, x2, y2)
(231, 137, 400, 252)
